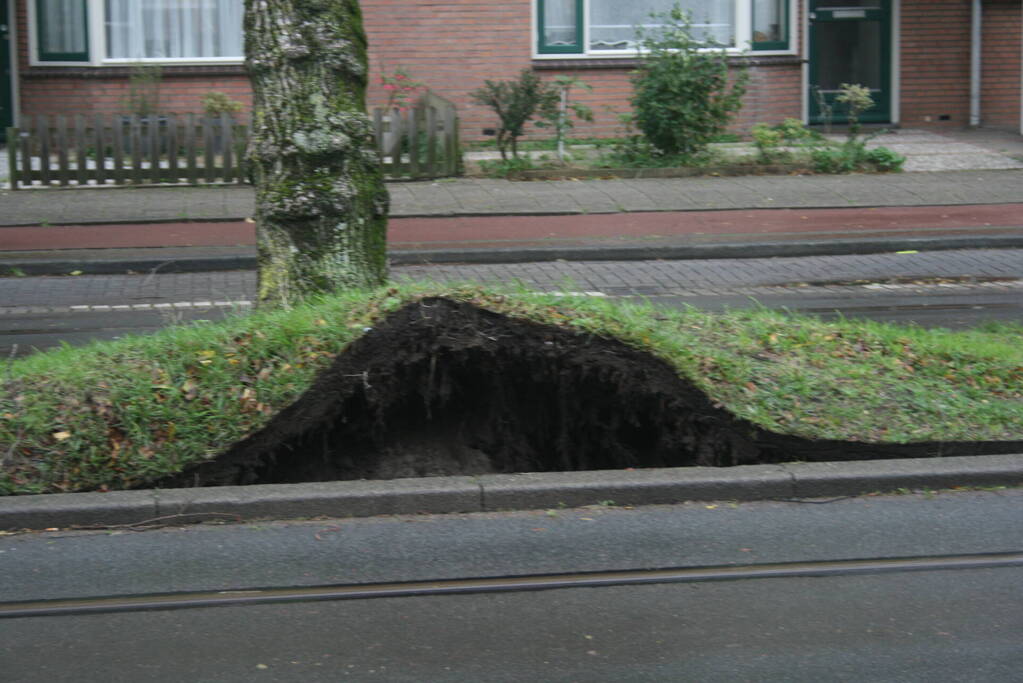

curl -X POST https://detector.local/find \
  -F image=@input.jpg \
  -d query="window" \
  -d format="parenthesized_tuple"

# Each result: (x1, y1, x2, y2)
(753, 0, 788, 50)
(34, 0, 244, 64)
(536, 0, 791, 55)
(37, 0, 89, 62)
(105, 0, 243, 61)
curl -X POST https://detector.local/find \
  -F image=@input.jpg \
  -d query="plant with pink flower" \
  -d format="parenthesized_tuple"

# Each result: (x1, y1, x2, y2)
(380, 67, 427, 111)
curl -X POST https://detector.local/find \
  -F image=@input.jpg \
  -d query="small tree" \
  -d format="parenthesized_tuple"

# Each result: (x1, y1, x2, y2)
(535, 75, 594, 164)
(245, 0, 389, 307)
(630, 4, 748, 158)
(124, 64, 163, 117)
(470, 69, 559, 160)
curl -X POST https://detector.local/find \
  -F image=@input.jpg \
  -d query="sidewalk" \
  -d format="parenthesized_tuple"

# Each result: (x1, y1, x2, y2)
(1, 126, 1022, 273)
(2, 168, 1023, 274)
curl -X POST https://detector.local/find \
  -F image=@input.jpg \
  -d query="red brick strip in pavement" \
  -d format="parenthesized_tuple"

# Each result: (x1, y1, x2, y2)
(1, 204, 1022, 252)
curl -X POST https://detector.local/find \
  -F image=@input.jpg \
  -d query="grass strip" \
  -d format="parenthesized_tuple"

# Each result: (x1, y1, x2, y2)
(2, 283, 1021, 495)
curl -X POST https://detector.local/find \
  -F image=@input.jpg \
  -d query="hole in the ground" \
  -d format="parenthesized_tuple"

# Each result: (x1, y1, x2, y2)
(155, 297, 1023, 489)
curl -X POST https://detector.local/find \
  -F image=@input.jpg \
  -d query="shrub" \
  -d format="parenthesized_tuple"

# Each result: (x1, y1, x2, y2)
(534, 75, 594, 164)
(470, 70, 559, 160)
(630, 4, 748, 159)
(751, 118, 822, 164)
(201, 91, 244, 117)
(864, 146, 906, 172)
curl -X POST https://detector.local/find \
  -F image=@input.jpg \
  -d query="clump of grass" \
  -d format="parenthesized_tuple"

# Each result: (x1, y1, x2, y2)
(2, 284, 1021, 495)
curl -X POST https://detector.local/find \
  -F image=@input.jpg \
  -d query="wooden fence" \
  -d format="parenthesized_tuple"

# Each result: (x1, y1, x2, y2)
(6, 98, 461, 189)
(6, 114, 249, 188)
(373, 94, 461, 180)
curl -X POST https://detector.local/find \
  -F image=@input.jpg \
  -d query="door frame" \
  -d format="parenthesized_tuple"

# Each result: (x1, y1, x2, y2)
(1, 0, 17, 141)
(804, 0, 899, 126)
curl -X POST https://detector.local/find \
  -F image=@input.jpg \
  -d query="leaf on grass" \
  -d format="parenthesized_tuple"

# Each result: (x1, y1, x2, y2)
(52, 431, 71, 441)
(181, 379, 199, 401)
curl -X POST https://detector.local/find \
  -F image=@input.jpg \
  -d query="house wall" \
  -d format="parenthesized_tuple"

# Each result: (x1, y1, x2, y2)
(361, 0, 804, 140)
(12, 0, 250, 118)
(361, 0, 537, 139)
(898, 0, 974, 128)
(980, 0, 1022, 130)
(11, 1, 1019, 139)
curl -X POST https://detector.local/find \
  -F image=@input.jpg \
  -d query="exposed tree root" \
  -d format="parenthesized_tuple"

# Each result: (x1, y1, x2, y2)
(156, 298, 1023, 488)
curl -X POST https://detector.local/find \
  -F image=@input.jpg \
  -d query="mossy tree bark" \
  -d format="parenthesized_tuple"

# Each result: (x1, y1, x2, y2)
(245, 0, 389, 307)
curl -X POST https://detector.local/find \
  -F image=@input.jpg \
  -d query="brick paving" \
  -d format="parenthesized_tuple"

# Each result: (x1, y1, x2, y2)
(2, 169, 1022, 228)
(2, 248, 1020, 313)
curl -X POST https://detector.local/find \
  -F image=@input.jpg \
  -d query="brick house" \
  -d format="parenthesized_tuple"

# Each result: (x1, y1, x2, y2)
(2, 1, 1021, 144)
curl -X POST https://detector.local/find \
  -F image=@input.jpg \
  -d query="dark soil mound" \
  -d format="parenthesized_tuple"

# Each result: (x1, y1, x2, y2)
(157, 298, 1023, 488)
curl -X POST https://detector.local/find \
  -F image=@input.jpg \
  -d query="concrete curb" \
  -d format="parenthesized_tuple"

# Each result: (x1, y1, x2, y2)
(2, 454, 1020, 530)
(5, 234, 1023, 276)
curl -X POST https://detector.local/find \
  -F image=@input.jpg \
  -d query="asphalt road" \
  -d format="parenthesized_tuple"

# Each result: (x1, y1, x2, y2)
(1, 248, 1021, 356)
(2, 489, 1021, 681)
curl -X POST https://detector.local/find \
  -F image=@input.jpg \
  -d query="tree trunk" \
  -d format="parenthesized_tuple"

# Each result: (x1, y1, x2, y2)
(245, 0, 388, 307)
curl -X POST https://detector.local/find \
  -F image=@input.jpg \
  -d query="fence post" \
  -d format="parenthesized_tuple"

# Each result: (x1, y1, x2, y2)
(425, 105, 437, 177)
(203, 116, 215, 183)
(443, 107, 457, 177)
(130, 115, 143, 185)
(75, 115, 88, 186)
(111, 115, 125, 185)
(234, 121, 248, 184)
(185, 113, 198, 184)
(93, 114, 106, 186)
(37, 115, 51, 186)
(221, 113, 233, 183)
(55, 115, 69, 186)
(166, 113, 179, 183)
(408, 105, 420, 178)
(148, 115, 161, 184)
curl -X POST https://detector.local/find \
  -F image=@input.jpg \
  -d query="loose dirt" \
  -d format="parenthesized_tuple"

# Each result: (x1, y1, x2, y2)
(157, 298, 1022, 488)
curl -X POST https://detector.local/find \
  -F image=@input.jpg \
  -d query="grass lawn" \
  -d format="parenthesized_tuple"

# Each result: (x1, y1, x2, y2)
(2, 283, 1021, 495)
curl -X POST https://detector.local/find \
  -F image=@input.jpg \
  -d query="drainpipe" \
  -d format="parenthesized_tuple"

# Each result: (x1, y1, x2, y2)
(970, 0, 982, 127)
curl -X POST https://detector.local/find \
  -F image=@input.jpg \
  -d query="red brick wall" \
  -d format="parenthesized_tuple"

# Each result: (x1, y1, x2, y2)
(12, 0, 804, 140)
(981, 0, 1022, 130)
(362, 0, 803, 139)
(13, 0, 251, 119)
(900, 0, 973, 128)
(736, 62, 803, 129)
(18, 72, 252, 118)
(361, 0, 537, 139)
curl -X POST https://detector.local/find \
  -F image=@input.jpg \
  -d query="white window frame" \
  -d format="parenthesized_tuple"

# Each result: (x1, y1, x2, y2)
(29, 0, 244, 67)
(533, 0, 798, 60)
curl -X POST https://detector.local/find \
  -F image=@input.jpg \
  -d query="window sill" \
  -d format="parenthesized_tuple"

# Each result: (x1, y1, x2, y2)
(532, 54, 803, 70)
(24, 64, 247, 79)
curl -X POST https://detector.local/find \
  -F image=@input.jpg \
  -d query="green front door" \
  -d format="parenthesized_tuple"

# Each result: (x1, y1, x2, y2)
(809, 0, 892, 124)
(1, 0, 12, 141)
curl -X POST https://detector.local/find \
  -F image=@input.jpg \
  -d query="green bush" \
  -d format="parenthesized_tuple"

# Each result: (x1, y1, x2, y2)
(630, 4, 748, 159)
(811, 147, 858, 174)
(864, 146, 906, 172)
(470, 70, 559, 160)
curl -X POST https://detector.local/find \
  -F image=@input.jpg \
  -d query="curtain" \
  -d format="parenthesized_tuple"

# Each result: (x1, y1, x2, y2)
(543, 0, 578, 47)
(40, 0, 88, 55)
(590, 0, 735, 50)
(105, 0, 243, 59)
(753, 0, 784, 43)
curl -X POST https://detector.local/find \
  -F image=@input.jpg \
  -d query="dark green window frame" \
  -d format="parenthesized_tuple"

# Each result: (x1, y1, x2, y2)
(36, 0, 90, 62)
(752, 0, 790, 51)
(538, 0, 584, 54)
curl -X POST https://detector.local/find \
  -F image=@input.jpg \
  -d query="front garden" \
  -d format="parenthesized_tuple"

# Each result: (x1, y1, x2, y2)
(468, 7, 904, 180)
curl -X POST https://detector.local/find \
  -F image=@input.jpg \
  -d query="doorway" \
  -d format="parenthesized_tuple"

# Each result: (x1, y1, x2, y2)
(1, 0, 12, 141)
(808, 0, 892, 124)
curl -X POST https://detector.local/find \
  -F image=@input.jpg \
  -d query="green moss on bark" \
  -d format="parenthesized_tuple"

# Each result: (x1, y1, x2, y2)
(245, 0, 388, 307)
